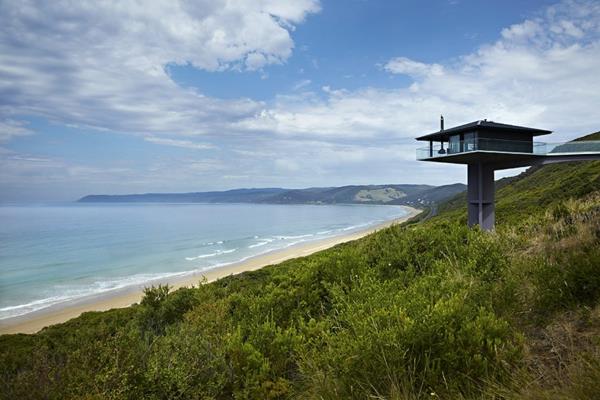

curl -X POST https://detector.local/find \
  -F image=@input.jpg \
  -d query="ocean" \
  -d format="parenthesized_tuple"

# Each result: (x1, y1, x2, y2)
(0, 203, 408, 321)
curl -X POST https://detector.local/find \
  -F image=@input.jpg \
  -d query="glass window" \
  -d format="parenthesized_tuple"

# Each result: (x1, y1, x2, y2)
(449, 135, 460, 154)
(464, 132, 476, 151)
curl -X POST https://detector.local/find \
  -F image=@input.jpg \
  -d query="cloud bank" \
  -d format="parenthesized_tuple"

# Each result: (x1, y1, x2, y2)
(1, 0, 600, 200)
(0, 0, 320, 137)
(245, 0, 600, 141)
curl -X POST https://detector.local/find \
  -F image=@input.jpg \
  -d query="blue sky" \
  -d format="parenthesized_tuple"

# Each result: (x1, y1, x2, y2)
(1, 0, 599, 201)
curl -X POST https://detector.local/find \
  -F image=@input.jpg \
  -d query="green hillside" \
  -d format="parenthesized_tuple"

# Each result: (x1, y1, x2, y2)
(2, 139, 600, 399)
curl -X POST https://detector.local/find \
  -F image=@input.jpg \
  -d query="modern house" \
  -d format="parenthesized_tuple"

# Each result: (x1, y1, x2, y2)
(416, 118, 600, 231)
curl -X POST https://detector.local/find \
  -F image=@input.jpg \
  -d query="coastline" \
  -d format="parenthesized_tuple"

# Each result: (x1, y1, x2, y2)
(0, 206, 421, 335)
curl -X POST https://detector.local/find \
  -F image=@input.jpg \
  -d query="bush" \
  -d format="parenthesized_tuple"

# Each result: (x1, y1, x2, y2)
(297, 266, 522, 398)
(137, 284, 199, 337)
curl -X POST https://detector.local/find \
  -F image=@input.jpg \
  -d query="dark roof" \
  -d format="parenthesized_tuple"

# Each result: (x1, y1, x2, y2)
(416, 120, 552, 141)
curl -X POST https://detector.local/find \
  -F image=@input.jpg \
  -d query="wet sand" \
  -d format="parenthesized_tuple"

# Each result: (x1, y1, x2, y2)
(0, 206, 421, 335)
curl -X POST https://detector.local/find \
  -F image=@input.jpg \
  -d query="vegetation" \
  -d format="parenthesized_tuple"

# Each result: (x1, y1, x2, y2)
(2, 155, 600, 399)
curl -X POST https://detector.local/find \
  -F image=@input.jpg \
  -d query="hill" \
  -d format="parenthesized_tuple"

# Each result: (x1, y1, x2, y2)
(78, 188, 287, 204)
(78, 183, 466, 207)
(256, 184, 425, 204)
(2, 135, 600, 399)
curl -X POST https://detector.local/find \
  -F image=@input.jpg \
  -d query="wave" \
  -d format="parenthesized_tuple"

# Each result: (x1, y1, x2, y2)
(0, 214, 404, 320)
(275, 233, 314, 240)
(199, 240, 224, 246)
(340, 222, 372, 231)
(0, 270, 198, 320)
(185, 248, 237, 261)
(317, 229, 333, 235)
(248, 238, 275, 248)
(0, 232, 315, 321)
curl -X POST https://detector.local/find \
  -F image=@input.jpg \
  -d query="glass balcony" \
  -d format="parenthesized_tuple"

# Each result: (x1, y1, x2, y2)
(417, 139, 600, 160)
(534, 141, 600, 155)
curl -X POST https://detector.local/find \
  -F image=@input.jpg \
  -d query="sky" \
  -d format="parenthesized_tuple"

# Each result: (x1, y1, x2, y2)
(1, 0, 600, 202)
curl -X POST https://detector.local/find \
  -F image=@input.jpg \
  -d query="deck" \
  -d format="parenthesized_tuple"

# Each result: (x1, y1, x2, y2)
(416, 139, 600, 167)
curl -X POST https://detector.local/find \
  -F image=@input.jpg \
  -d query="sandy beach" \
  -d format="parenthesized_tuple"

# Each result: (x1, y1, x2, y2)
(0, 206, 421, 335)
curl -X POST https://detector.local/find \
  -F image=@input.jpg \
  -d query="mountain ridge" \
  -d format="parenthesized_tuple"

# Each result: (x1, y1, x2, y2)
(78, 183, 466, 207)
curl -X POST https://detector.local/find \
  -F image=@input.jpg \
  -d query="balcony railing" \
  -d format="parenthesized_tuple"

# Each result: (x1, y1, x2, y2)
(535, 141, 600, 155)
(417, 139, 600, 160)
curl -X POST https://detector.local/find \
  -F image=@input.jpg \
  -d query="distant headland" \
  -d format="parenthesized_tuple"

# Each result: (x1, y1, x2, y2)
(78, 183, 466, 207)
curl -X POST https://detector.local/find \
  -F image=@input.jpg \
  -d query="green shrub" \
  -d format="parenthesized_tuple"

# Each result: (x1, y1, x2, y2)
(297, 265, 523, 398)
(137, 285, 199, 337)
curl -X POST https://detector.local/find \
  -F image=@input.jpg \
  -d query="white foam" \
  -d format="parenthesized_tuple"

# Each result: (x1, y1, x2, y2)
(185, 248, 237, 261)
(201, 240, 224, 246)
(0, 295, 73, 313)
(0, 270, 196, 320)
(0, 205, 409, 322)
(340, 222, 371, 231)
(317, 230, 333, 235)
(249, 242, 267, 248)
(276, 233, 314, 240)
(248, 238, 274, 248)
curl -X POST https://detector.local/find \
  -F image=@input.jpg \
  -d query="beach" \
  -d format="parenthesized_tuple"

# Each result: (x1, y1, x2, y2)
(0, 206, 421, 335)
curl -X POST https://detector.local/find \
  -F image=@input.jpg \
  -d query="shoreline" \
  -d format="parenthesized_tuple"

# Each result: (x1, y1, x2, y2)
(0, 206, 421, 335)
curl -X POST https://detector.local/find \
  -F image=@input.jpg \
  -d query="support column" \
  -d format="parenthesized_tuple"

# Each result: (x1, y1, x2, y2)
(467, 163, 495, 231)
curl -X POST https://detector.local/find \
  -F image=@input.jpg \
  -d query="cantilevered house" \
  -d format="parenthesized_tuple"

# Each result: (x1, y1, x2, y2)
(416, 118, 600, 231)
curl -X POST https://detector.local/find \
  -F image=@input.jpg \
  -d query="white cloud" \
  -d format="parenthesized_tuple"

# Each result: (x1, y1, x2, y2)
(500, 20, 543, 41)
(228, 138, 423, 185)
(0, 119, 33, 143)
(0, 0, 320, 138)
(242, 0, 600, 143)
(383, 57, 445, 77)
(0, 148, 231, 201)
(292, 79, 312, 91)
(245, 52, 270, 71)
(144, 136, 214, 150)
(274, 158, 300, 172)
(261, 0, 321, 23)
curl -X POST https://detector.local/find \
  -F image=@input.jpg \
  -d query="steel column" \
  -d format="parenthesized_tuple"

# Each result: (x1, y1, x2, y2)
(467, 163, 495, 231)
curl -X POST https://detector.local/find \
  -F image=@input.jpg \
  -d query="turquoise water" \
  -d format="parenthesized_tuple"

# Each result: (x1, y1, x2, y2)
(0, 203, 408, 320)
